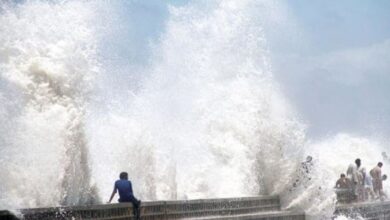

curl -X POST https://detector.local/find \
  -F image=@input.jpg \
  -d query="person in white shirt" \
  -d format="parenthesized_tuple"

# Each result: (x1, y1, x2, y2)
(360, 168, 375, 201)
(346, 158, 361, 201)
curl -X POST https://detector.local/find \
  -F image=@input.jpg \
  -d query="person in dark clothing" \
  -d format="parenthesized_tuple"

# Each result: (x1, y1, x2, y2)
(108, 172, 141, 219)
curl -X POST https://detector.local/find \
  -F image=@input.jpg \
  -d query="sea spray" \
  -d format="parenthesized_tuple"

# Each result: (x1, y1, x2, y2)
(0, 1, 100, 208)
(89, 0, 306, 201)
(1, 1, 388, 219)
(283, 134, 390, 218)
(89, 1, 390, 218)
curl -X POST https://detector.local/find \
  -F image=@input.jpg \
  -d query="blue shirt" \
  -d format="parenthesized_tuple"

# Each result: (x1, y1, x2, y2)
(114, 179, 133, 201)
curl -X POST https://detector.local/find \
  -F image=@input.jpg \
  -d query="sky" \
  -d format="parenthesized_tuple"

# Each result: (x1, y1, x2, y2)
(99, 0, 390, 139)
(269, 0, 390, 138)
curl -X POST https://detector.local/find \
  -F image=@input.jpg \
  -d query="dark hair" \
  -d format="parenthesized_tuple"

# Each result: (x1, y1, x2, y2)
(355, 158, 361, 164)
(378, 162, 383, 167)
(340, 173, 345, 178)
(119, 172, 128, 180)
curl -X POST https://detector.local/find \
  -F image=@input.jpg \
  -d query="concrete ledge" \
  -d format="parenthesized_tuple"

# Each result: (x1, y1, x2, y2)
(163, 196, 280, 219)
(0, 196, 282, 220)
(6, 196, 388, 219)
(335, 200, 390, 219)
(191, 211, 305, 220)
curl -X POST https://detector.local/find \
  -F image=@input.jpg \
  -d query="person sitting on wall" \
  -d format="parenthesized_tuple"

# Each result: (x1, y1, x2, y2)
(336, 173, 352, 188)
(335, 173, 353, 203)
(108, 172, 141, 219)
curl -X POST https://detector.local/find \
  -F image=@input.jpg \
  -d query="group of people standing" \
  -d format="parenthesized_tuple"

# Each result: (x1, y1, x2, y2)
(335, 158, 387, 203)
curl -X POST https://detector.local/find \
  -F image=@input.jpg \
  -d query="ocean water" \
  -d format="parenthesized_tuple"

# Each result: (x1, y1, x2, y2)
(0, 0, 388, 218)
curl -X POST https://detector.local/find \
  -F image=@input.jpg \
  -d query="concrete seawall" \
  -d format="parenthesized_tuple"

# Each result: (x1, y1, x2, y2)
(335, 200, 390, 220)
(0, 196, 305, 220)
(2, 196, 390, 220)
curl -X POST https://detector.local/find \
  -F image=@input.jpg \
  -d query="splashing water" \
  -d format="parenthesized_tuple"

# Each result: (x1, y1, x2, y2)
(0, 1, 388, 219)
(89, 0, 305, 202)
(0, 1, 100, 208)
(283, 134, 390, 218)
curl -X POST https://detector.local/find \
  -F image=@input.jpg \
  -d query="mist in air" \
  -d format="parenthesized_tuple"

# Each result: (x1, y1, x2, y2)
(0, 0, 389, 218)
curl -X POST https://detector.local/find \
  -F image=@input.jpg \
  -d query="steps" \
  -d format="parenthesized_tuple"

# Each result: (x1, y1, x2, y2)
(0, 196, 305, 220)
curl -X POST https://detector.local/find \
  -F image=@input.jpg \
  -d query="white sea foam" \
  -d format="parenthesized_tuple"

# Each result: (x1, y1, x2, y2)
(283, 134, 389, 218)
(89, 0, 305, 201)
(0, 1, 388, 219)
(0, 0, 100, 208)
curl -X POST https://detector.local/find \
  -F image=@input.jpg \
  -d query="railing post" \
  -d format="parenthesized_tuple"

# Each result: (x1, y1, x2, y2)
(163, 201, 167, 220)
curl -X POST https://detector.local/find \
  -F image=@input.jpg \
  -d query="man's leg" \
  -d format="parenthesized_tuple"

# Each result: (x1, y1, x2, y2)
(130, 195, 141, 219)
(351, 183, 358, 202)
(380, 190, 387, 201)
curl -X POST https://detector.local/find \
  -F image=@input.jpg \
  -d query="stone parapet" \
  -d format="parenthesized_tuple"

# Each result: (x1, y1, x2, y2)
(335, 200, 390, 219)
(0, 196, 299, 220)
